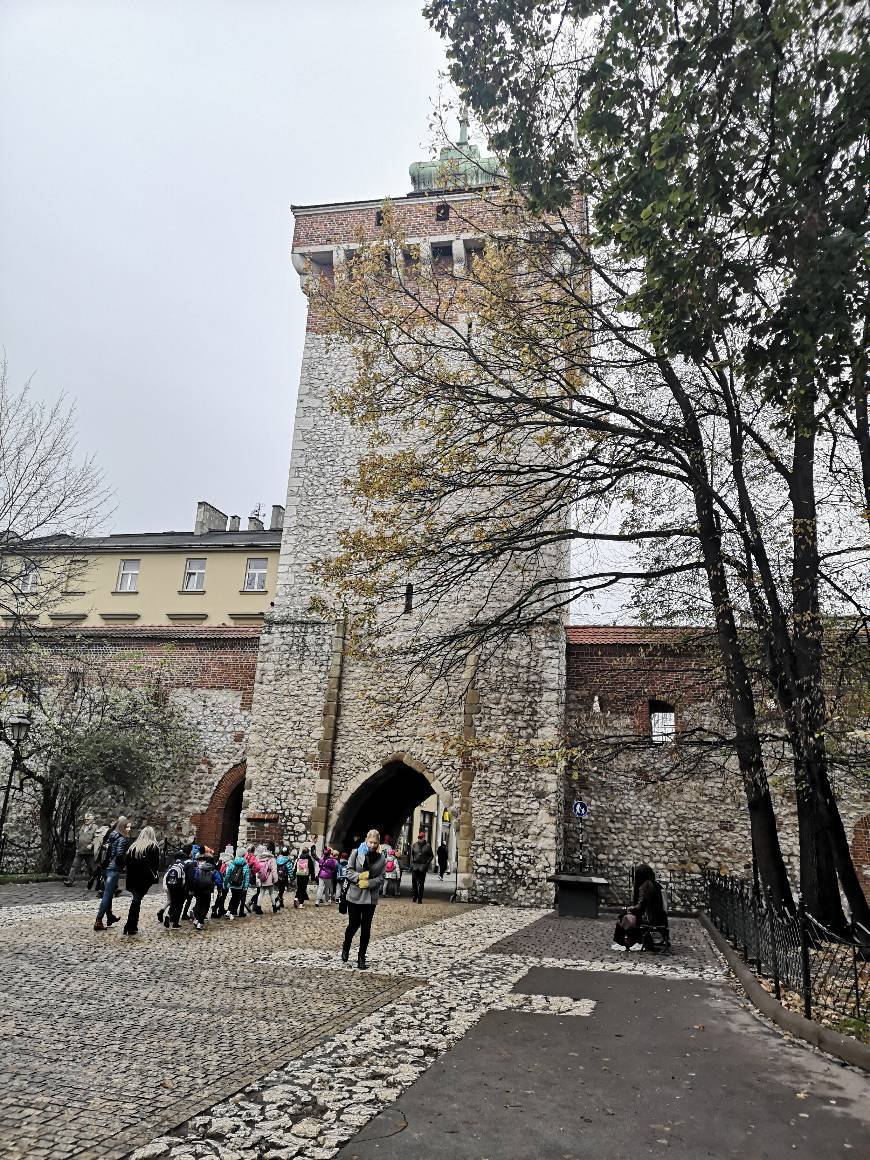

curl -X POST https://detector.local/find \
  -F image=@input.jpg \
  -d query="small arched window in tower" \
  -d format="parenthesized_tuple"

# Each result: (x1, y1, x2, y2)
(375, 209, 384, 227)
(403, 582, 414, 614)
(649, 700, 676, 744)
(436, 202, 450, 222)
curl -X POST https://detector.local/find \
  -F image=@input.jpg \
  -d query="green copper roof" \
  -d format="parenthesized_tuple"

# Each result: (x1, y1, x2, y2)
(409, 112, 505, 193)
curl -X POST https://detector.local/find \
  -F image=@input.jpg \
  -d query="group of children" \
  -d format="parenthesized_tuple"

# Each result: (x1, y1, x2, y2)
(155, 840, 349, 931)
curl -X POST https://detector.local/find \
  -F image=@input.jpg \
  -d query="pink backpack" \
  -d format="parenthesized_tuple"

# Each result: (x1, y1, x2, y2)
(296, 856, 309, 876)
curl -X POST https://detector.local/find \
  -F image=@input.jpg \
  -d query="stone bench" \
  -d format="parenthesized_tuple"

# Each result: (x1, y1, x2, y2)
(548, 874, 610, 919)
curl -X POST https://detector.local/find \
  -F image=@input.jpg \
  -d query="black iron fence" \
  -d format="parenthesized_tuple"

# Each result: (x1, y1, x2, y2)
(706, 872, 870, 1030)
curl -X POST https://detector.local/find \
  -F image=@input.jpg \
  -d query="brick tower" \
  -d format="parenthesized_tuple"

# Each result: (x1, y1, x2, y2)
(243, 130, 570, 904)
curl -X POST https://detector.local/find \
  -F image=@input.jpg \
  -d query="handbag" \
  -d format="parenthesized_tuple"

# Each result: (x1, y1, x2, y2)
(338, 878, 350, 914)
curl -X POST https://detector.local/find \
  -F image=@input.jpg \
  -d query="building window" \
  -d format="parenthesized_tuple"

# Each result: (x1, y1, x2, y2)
(243, 557, 268, 591)
(435, 202, 450, 222)
(650, 700, 676, 744)
(431, 242, 453, 275)
(183, 557, 206, 591)
(20, 564, 38, 593)
(403, 582, 414, 613)
(116, 559, 140, 592)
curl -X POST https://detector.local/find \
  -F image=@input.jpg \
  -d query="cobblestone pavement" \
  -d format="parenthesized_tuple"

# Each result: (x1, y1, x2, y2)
(486, 912, 724, 976)
(128, 910, 727, 1160)
(0, 885, 464, 1160)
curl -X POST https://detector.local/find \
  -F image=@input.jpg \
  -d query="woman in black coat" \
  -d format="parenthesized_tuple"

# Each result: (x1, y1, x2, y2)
(123, 825, 161, 935)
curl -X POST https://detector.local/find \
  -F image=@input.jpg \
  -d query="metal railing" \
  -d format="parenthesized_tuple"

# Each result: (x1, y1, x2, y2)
(706, 872, 870, 1029)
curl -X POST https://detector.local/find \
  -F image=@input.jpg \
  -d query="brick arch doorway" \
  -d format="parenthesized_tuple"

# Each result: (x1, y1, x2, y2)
(191, 761, 246, 853)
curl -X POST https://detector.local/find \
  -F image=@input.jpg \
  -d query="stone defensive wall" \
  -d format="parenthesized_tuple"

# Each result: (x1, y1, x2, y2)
(563, 626, 870, 906)
(2, 627, 259, 858)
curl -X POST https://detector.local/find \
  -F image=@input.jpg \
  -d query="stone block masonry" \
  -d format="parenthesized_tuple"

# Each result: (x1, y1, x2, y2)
(243, 185, 572, 903)
(563, 629, 870, 904)
(2, 627, 260, 857)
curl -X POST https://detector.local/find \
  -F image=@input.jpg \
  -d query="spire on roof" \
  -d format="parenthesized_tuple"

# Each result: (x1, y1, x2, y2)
(408, 112, 504, 194)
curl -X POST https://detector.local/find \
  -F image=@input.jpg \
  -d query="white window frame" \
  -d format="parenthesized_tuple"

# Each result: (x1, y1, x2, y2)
(20, 564, 39, 593)
(116, 559, 140, 592)
(183, 557, 206, 591)
(243, 557, 268, 591)
(650, 701, 677, 744)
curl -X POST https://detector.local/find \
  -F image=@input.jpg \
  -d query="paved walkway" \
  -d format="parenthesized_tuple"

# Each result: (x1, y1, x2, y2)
(2, 885, 867, 1159)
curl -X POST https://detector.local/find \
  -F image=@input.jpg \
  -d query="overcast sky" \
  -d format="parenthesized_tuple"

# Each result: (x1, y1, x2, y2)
(0, 0, 447, 532)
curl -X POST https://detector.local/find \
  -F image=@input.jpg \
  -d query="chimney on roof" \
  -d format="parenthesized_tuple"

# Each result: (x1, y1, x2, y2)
(228, 515, 240, 531)
(195, 501, 228, 535)
(247, 515, 265, 531)
(270, 504, 285, 531)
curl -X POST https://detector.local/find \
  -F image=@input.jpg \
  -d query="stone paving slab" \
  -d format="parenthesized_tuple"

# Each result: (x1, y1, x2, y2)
(0, 888, 463, 1160)
(487, 913, 722, 975)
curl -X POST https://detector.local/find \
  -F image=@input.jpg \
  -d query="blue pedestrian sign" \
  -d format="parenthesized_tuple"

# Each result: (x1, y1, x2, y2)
(572, 800, 589, 819)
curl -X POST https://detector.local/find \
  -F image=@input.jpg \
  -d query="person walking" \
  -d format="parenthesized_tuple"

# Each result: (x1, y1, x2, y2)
(315, 846, 337, 906)
(294, 847, 314, 908)
(122, 825, 160, 936)
(341, 829, 386, 970)
(190, 853, 220, 930)
(65, 813, 98, 887)
(224, 852, 250, 918)
(94, 816, 130, 931)
(158, 851, 187, 928)
(409, 830, 434, 903)
(436, 837, 449, 880)
(257, 842, 280, 913)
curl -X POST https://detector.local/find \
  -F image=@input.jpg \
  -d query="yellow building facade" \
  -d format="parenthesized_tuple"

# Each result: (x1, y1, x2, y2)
(20, 501, 282, 628)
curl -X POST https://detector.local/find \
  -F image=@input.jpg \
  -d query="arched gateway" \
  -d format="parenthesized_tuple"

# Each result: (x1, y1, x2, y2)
(328, 756, 454, 854)
(240, 136, 570, 905)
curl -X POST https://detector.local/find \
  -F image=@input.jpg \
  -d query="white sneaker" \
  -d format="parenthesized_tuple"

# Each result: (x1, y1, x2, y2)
(628, 942, 644, 952)
(610, 942, 624, 952)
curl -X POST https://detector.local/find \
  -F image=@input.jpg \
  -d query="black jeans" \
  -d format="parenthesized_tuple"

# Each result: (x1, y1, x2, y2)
(192, 890, 211, 924)
(411, 870, 427, 902)
(229, 888, 246, 916)
(167, 887, 186, 926)
(125, 892, 144, 933)
(295, 876, 309, 903)
(343, 902, 375, 958)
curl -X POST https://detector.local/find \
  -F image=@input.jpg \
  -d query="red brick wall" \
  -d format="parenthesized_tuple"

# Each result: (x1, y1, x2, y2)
(34, 626, 260, 710)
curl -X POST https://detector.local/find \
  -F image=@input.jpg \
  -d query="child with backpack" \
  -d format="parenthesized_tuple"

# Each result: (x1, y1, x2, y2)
(212, 844, 234, 917)
(244, 844, 263, 915)
(315, 846, 337, 906)
(257, 841, 280, 913)
(224, 852, 250, 917)
(190, 854, 221, 931)
(157, 851, 187, 928)
(276, 846, 292, 910)
(294, 847, 315, 908)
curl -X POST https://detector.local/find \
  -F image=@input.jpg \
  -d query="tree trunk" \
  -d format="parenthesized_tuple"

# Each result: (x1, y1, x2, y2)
(661, 359, 793, 908)
(37, 783, 58, 874)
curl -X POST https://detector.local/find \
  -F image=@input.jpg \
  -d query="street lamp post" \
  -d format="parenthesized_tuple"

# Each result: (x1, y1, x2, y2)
(0, 715, 31, 871)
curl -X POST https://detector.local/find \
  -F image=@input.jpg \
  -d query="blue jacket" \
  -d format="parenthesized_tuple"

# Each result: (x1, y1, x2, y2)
(223, 856, 250, 890)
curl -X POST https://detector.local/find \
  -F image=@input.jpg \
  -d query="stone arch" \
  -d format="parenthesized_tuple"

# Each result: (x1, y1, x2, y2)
(190, 761, 247, 853)
(327, 752, 455, 852)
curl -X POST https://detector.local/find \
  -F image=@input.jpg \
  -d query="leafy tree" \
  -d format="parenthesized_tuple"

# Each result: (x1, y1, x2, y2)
(1, 646, 200, 871)
(416, 0, 869, 926)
